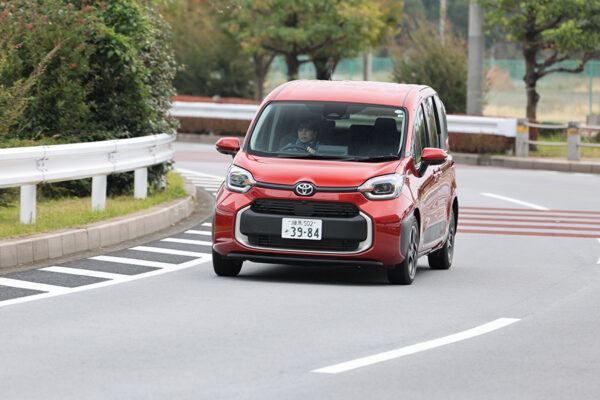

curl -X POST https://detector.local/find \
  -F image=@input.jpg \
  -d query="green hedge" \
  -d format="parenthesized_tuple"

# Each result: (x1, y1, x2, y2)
(0, 0, 178, 197)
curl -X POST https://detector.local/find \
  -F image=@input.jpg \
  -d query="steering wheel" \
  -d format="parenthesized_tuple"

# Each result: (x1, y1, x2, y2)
(280, 143, 310, 153)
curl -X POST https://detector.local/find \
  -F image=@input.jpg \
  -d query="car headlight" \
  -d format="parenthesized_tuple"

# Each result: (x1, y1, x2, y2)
(225, 165, 256, 193)
(358, 173, 404, 200)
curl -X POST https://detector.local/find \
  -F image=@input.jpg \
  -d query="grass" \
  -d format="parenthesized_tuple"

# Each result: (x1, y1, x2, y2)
(0, 171, 188, 240)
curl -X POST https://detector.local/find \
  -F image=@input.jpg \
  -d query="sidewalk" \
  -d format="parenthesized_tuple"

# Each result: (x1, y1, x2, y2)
(451, 152, 600, 174)
(176, 133, 600, 174)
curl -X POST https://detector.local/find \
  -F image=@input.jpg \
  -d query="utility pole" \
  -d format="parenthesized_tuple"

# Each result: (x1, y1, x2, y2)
(439, 0, 447, 44)
(467, 1, 484, 115)
(363, 52, 372, 81)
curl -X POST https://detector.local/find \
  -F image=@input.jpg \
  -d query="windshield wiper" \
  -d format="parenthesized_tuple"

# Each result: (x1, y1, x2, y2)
(353, 155, 400, 162)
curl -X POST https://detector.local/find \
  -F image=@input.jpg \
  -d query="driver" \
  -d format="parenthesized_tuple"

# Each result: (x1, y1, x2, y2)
(282, 120, 319, 154)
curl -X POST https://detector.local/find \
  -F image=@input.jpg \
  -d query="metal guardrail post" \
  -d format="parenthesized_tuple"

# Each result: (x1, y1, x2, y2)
(20, 185, 37, 224)
(92, 175, 107, 212)
(134, 168, 148, 199)
(566, 122, 580, 161)
(515, 119, 529, 157)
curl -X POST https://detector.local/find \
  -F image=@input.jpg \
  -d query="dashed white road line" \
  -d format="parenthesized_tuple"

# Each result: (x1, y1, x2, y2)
(185, 230, 211, 236)
(481, 193, 549, 210)
(0, 277, 68, 294)
(40, 266, 126, 281)
(312, 318, 521, 374)
(175, 168, 224, 181)
(161, 237, 212, 246)
(130, 246, 209, 258)
(0, 255, 212, 308)
(90, 255, 175, 269)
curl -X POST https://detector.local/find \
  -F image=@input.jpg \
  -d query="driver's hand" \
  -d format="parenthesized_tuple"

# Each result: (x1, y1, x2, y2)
(307, 146, 316, 154)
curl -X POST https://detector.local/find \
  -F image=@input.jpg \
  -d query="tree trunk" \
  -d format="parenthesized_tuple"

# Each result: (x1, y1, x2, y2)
(252, 54, 274, 101)
(313, 57, 335, 80)
(285, 54, 300, 81)
(523, 44, 540, 147)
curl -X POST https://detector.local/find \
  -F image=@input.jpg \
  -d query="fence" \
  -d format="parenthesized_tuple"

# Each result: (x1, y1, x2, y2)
(0, 134, 175, 224)
(515, 121, 600, 161)
(267, 58, 600, 121)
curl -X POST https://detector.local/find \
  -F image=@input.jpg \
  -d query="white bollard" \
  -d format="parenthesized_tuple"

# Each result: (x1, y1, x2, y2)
(92, 175, 107, 211)
(134, 167, 148, 199)
(566, 122, 580, 161)
(20, 184, 36, 224)
(515, 121, 529, 157)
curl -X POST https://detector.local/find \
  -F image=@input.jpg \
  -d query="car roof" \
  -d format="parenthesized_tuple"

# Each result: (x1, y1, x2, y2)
(263, 80, 434, 109)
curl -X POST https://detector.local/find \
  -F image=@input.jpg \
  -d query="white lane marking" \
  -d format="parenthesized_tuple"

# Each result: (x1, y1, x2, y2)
(40, 266, 126, 281)
(161, 237, 212, 246)
(130, 246, 209, 258)
(90, 255, 174, 269)
(175, 168, 224, 181)
(185, 230, 211, 236)
(0, 255, 212, 308)
(0, 277, 68, 294)
(312, 318, 521, 374)
(481, 193, 549, 210)
(202, 222, 212, 227)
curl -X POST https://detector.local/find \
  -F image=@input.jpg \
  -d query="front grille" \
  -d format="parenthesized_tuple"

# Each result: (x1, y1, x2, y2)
(248, 234, 359, 252)
(251, 199, 358, 218)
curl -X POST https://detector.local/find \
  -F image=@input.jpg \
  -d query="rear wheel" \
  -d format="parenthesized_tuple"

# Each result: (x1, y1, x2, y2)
(212, 250, 242, 277)
(428, 209, 456, 270)
(387, 219, 419, 285)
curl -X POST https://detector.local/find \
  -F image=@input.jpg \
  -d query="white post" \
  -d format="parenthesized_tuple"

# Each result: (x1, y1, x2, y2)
(515, 119, 529, 157)
(20, 184, 36, 224)
(566, 122, 580, 161)
(92, 175, 107, 211)
(134, 167, 148, 199)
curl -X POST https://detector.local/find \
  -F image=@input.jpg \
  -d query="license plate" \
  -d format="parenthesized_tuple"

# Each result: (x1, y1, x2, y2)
(281, 218, 322, 240)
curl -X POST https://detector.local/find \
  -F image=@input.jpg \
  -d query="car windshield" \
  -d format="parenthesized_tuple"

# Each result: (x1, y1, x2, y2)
(246, 101, 406, 161)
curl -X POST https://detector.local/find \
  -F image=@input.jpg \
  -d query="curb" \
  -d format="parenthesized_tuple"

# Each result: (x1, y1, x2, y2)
(175, 133, 600, 174)
(0, 181, 206, 271)
(451, 152, 600, 174)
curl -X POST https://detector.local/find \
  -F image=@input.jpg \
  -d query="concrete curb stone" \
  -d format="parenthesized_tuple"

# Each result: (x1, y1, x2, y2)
(0, 195, 196, 271)
(451, 152, 600, 174)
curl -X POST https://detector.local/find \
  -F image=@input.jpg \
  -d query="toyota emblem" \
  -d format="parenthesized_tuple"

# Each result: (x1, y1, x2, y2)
(295, 182, 315, 196)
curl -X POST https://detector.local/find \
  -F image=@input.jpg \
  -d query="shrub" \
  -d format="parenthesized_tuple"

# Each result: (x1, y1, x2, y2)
(0, 0, 179, 198)
(392, 19, 468, 114)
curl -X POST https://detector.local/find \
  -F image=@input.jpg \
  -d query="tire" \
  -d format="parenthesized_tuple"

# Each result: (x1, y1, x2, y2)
(387, 218, 420, 285)
(427, 209, 456, 270)
(212, 250, 243, 277)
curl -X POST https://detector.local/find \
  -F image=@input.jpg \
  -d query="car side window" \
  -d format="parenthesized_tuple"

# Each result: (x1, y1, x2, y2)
(433, 96, 448, 150)
(424, 97, 439, 149)
(413, 106, 428, 165)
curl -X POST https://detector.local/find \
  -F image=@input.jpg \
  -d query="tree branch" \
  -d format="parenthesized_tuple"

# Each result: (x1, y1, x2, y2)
(538, 51, 600, 78)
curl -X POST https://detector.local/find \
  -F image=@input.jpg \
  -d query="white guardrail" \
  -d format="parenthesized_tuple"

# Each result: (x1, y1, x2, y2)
(0, 134, 175, 224)
(169, 101, 519, 136)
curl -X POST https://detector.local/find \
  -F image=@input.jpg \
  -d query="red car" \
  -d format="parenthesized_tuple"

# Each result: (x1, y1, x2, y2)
(212, 80, 458, 285)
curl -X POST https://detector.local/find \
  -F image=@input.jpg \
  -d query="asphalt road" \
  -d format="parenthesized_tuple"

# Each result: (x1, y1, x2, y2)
(1, 142, 599, 399)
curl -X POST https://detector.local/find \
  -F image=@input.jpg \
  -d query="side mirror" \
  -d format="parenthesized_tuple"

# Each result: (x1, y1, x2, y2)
(421, 147, 448, 165)
(216, 137, 241, 157)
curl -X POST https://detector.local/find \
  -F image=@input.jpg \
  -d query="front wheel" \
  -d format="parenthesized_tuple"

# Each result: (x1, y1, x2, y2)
(428, 208, 456, 270)
(387, 218, 420, 285)
(212, 250, 242, 277)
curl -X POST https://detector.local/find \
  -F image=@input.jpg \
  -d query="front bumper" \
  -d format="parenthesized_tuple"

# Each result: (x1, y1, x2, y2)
(213, 186, 414, 267)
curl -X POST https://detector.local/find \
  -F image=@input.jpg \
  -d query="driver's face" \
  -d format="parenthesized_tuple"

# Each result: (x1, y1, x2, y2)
(298, 128, 316, 143)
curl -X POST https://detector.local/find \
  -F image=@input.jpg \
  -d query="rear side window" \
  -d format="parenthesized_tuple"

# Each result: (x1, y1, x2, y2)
(433, 96, 448, 150)
(423, 97, 439, 149)
(413, 106, 428, 165)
